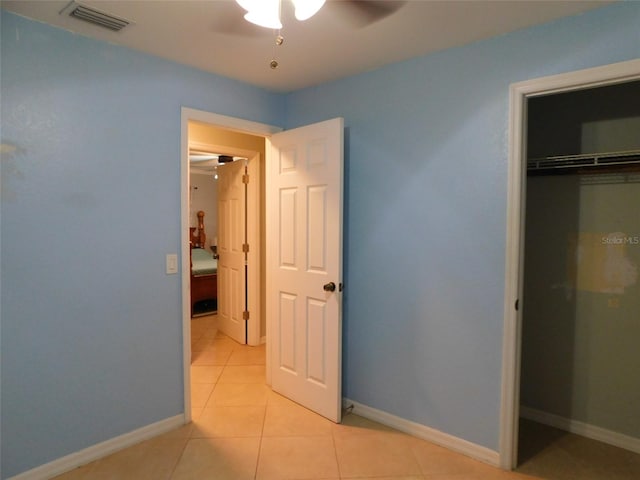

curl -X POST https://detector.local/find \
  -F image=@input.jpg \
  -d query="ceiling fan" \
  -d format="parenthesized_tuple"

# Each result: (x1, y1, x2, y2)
(213, 1, 407, 37)
(236, 0, 326, 28)
(215, 1, 407, 70)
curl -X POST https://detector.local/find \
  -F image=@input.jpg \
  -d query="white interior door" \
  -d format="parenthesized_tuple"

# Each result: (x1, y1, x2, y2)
(217, 159, 247, 344)
(267, 117, 344, 422)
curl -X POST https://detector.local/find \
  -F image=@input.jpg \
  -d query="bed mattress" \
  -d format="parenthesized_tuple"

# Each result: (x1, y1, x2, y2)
(191, 248, 218, 275)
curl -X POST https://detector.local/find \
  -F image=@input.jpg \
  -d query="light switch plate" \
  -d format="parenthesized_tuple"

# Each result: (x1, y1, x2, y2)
(166, 254, 178, 274)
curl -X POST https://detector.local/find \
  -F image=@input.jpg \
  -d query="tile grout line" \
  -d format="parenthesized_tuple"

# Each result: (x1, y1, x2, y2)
(223, 328, 264, 480)
(330, 426, 344, 480)
(169, 317, 209, 479)
(190, 325, 269, 479)
(253, 391, 269, 479)
(167, 433, 192, 480)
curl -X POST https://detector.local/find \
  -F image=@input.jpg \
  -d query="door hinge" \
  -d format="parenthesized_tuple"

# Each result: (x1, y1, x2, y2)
(242, 174, 249, 184)
(242, 243, 250, 253)
(243, 310, 250, 321)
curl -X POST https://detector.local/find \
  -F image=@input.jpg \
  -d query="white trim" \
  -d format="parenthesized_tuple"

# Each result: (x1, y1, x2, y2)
(500, 58, 640, 469)
(7, 415, 184, 480)
(264, 136, 274, 388)
(508, 60, 640, 98)
(520, 406, 640, 455)
(180, 109, 192, 423)
(184, 109, 282, 137)
(180, 107, 281, 415)
(499, 74, 527, 470)
(246, 152, 262, 346)
(344, 398, 500, 467)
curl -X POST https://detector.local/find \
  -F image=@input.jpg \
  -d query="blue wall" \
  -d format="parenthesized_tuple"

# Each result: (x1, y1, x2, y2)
(0, 11, 282, 478)
(2, 2, 639, 478)
(284, 1, 639, 451)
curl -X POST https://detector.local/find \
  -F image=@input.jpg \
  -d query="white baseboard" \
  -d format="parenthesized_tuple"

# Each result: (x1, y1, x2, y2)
(343, 398, 500, 467)
(260, 335, 266, 345)
(520, 406, 640, 454)
(8, 414, 186, 480)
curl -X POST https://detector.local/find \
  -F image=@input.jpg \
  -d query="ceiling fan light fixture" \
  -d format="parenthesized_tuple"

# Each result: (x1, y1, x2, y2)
(236, 0, 325, 28)
(236, 0, 282, 29)
(292, 0, 326, 21)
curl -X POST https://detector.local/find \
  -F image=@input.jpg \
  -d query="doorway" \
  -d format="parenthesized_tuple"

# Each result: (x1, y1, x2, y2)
(517, 82, 640, 478)
(181, 108, 281, 421)
(181, 110, 345, 428)
(500, 58, 640, 470)
(189, 143, 261, 347)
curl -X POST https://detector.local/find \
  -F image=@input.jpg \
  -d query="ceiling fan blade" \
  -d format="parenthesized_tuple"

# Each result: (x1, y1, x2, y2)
(209, 2, 271, 37)
(332, 0, 407, 27)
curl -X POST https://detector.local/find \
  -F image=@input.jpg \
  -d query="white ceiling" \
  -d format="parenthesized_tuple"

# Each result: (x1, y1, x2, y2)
(1, 0, 614, 93)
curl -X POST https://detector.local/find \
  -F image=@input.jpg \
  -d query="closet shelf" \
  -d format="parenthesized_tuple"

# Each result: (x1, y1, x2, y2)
(527, 149, 640, 172)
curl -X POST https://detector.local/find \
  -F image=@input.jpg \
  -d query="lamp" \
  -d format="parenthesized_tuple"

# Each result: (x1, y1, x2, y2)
(236, 0, 325, 28)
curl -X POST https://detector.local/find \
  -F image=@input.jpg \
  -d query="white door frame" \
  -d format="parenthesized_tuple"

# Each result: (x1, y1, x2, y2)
(499, 58, 640, 469)
(180, 107, 281, 421)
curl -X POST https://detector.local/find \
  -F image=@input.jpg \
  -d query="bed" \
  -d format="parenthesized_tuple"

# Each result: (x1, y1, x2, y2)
(190, 210, 218, 316)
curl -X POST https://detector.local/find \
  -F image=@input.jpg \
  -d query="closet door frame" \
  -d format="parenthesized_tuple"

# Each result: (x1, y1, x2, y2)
(499, 58, 640, 470)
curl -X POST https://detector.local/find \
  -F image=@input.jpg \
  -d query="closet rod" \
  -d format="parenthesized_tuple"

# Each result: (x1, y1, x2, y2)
(527, 149, 640, 173)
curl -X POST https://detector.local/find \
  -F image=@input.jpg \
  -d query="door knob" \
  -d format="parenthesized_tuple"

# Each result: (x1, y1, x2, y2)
(323, 282, 336, 292)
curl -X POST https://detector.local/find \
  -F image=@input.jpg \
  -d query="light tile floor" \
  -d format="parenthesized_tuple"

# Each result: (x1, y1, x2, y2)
(54, 314, 539, 480)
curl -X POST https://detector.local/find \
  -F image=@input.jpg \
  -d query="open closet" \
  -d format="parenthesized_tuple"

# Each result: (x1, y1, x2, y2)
(516, 81, 640, 478)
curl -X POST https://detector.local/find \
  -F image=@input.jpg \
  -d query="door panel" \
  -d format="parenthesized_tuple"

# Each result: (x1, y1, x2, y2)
(268, 118, 343, 422)
(217, 159, 247, 344)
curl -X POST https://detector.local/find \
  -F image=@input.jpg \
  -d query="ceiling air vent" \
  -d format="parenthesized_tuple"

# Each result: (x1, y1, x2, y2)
(60, 1, 130, 32)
